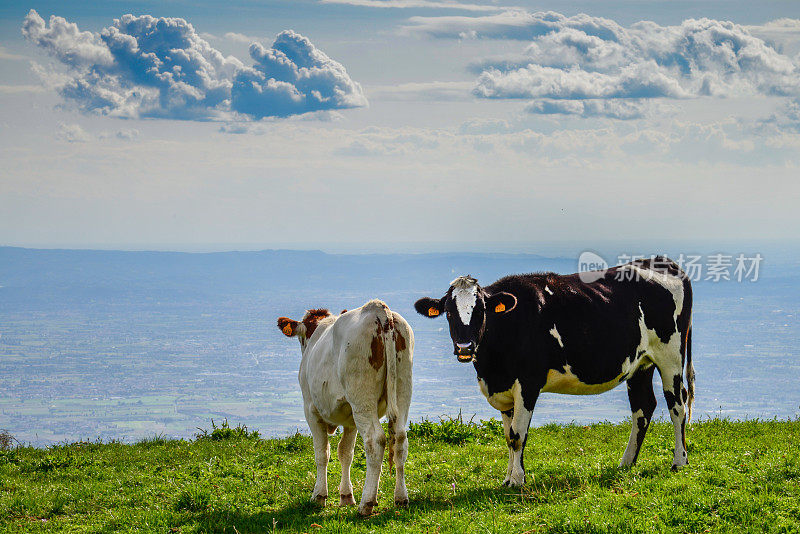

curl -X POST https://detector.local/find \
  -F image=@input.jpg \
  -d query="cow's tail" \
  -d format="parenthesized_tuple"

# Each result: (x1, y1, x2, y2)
(372, 300, 399, 470)
(686, 325, 695, 424)
(678, 267, 695, 425)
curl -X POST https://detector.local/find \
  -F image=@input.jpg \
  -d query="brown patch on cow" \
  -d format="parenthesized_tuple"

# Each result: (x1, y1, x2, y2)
(340, 309, 348, 314)
(302, 308, 331, 338)
(370, 334, 385, 371)
(394, 330, 406, 352)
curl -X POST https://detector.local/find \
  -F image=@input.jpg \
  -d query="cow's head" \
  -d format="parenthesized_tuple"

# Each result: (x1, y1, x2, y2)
(414, 276, 517, 363)
(277, 308, 332, 350)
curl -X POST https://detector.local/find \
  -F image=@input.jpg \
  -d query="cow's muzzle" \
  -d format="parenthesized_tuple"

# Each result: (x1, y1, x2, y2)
(454, 342, 475, 363)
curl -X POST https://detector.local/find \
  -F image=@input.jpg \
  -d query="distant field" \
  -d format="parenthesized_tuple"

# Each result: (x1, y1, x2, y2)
(1, 418, 799, 533)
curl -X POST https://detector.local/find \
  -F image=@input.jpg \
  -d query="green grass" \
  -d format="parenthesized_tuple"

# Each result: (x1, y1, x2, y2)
(1, 418, 799, 533)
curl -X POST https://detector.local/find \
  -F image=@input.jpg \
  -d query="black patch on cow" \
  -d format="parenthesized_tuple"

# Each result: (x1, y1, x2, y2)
(673, 375, 684, 406)
(625, 367, 657, 465)
(664, 389, 676, 410)
(508, 427, 521, 451)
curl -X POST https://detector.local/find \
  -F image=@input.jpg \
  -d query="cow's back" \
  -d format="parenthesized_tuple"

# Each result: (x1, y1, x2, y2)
(333, 300, 397, 414)
(300, 300, 409, 428)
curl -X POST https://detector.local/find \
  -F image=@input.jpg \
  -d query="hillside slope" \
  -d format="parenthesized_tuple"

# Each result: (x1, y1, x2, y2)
(1, 419, 799, 533)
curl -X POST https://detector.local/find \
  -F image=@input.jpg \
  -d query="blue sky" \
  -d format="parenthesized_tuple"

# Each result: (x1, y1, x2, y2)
(1, 0, 799, 251)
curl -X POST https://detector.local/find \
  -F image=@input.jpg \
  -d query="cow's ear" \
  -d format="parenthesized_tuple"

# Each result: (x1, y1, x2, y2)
(277, 317, 300, 337)
(486, 291, 517, 314)
(414, 297, 444, 318)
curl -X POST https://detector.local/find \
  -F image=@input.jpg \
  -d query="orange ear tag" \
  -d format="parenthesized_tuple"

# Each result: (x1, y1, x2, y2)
(282, 325, 293, 336)
(428, 307, 440, 317)
(495, 303, 506, 313)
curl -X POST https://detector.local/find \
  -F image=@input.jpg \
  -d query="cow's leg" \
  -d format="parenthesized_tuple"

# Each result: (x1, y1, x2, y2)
(506, 387, 536, 487)
(306, 412, 330, 504)
(337, 426, 357, 506)
(352, 410, 385, 516)
(390, 416, 409, 506)
(658, 366, 689, 470)
(500, 409, 515, 486)
(619, 366, 657, 467)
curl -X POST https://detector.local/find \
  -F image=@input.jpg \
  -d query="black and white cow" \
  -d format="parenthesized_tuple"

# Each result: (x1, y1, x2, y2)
(414, 256, 694, 486)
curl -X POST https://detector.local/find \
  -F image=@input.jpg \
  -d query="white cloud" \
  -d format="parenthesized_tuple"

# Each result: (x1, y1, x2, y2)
(746, 18, 800, 47)
(403, 10, 625, 40)
(224, 32, 259, 44)
(320, 0, 505, 11)
(22, 10, 366, 120)
(417, 12, 800, 118)
(55, 122, 92, 142)
(54, 122, 141, 142)
(475, 62, 690, 100)
(321, 116, 800, 168)
(524, 98, 666, 120)
(231, 30, 367, 118)
(113, 128, 140, 141)
(0, 84, 46, 94)
(0, 47, 29, 61)
(367, 81, 473, 101)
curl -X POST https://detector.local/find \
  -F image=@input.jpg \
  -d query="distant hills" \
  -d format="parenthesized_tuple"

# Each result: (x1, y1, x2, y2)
(0, 246, 576, 307)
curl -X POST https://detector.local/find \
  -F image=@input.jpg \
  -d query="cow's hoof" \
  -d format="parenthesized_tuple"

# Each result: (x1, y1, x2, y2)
(502, 479, 511, 487)
(505, 474, 525, 487)
(339, 493, 356, 506)
(358, 501, 377, 517)
(310, 493, 327, 505)
(394, 498, 409, 507)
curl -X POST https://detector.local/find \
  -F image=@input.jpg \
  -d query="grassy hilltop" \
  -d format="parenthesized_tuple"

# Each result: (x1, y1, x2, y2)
(1, 418, 799, 533)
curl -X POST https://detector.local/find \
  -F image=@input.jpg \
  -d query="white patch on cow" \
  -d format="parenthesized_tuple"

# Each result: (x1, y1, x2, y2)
(544, 285, 553, 295)
(620, 264, 684, 319)
(549, 325, 564, 348)
(451, 276, 479, 325)
(635, 301, 688, 467)
(477, 377, 517, 412)
(636, 303, 681, 374)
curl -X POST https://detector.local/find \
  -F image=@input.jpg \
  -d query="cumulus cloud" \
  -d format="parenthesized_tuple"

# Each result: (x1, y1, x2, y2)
(403, 10, 624, 40)
(525, 98, 662, 120)
(54, 122, 141, 142)
(320, 0, 503, 11)
(231, 30, 367, 118)
(224, 32, 259, 44)
(407, 11, 800, 118)
(22, 10, 366, 120)
(55, 122, 92, 142)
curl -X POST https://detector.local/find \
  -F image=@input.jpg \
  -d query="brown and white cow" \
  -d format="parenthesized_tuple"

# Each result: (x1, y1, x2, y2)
(277, 300, 414, 516)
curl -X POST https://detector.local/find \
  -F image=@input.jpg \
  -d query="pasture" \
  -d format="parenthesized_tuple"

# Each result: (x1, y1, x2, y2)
(1, 418, 798, 533)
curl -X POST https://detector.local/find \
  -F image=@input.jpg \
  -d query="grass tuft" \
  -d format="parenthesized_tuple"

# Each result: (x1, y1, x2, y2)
(408, 411, 503, 445)
(174, 486, 212, 513)
(194, 418, 260, 441)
